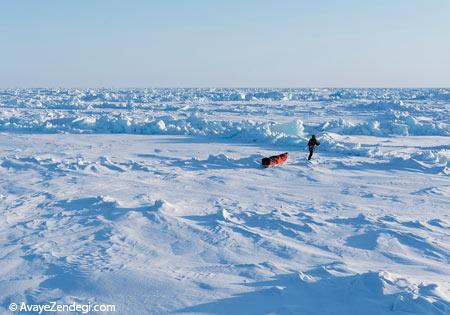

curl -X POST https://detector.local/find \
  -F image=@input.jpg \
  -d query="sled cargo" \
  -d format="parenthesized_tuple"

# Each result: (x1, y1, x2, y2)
(261, 152, 288, 168)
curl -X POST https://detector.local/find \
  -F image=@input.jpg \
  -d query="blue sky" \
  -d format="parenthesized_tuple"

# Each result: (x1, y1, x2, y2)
(0, 0, 449, 88)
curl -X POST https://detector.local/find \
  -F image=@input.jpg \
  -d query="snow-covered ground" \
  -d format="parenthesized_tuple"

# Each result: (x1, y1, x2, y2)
(1, 89, 449, 314)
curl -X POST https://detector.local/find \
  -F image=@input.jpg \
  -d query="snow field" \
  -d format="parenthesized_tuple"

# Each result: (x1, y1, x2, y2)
(0, 89, 449, 314)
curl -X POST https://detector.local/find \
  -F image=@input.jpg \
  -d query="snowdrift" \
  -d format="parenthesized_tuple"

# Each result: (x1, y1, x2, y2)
(321, 112, 450, 136)
(179, 270, 449, 315)
(0, 112, 308, 145)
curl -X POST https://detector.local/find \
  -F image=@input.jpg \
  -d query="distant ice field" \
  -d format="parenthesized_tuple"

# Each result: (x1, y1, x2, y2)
(1, 88, 449, 138)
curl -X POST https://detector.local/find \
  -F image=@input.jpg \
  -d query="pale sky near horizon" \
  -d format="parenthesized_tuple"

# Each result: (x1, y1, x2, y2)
(0, 0, 449, 88)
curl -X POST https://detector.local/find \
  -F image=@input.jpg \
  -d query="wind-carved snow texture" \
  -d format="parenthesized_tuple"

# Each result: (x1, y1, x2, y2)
(0, 89, 449, 314)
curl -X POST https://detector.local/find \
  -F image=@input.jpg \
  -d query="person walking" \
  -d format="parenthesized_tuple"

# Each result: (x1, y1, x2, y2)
(307, 135, 320, 160)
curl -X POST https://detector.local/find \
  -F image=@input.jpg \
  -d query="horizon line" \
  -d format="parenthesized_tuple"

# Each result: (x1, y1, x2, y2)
(0, 86, 449, 90)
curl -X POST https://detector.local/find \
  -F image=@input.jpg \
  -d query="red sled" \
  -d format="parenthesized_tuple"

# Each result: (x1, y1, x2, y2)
(261, 152, 288, 168)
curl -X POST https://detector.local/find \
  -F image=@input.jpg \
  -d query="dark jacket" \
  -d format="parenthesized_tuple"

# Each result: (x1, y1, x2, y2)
(308, 137, 320, 150)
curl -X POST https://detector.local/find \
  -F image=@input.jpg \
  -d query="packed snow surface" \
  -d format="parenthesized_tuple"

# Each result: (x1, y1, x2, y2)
(0, 88, 449, 314)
